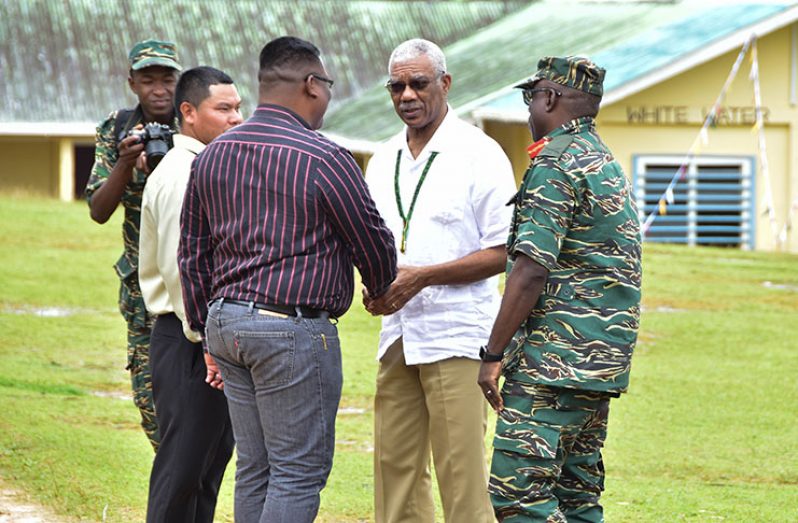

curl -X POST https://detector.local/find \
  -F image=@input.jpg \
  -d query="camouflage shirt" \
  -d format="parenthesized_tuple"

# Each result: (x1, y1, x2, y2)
(85, 107, 178, 282)
(503, 116, 642, 394)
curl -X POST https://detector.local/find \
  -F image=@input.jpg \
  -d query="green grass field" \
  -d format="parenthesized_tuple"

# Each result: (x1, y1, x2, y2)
(1, 194, 796, 522)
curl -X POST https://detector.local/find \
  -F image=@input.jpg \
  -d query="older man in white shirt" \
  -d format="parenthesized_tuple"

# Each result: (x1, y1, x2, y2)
(139, 66, 242, 523)
(364, 39, 516, 523)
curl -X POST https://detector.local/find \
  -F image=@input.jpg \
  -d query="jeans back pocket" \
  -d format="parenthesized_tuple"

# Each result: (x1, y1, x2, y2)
(235, 330, 296, 386)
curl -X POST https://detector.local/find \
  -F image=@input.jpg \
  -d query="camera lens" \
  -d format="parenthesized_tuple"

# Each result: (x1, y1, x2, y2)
(146, 140, 170, 171)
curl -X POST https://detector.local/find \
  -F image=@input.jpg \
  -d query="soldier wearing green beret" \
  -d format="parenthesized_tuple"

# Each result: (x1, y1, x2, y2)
(477, 56, 642, 522)
(85, 39, 181, 452)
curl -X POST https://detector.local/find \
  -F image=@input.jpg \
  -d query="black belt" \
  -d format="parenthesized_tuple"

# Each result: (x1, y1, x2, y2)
(220, 299, 328, 319)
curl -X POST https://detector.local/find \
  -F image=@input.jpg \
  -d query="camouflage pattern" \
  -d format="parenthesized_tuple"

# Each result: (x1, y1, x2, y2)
(129, 312, 157, 450)
(502, 116, 642, 394)
(86, 108, 178, 451)
(490, 115, 639, 520)
(489, 381, 610, 522)
(515, 56, 605, 97)
(128, 39, 181, 71)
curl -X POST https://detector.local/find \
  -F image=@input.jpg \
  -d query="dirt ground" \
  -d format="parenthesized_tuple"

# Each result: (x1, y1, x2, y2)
(0, 488, 65, 523)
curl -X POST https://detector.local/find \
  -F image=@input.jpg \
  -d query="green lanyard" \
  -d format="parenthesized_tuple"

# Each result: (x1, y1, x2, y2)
(394, 149, 438, 253)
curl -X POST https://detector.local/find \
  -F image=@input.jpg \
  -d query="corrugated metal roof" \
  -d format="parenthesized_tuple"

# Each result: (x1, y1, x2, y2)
(480, 1, 793, 115)
(0, 0, 527, 125)
(323, 0, 796, 142)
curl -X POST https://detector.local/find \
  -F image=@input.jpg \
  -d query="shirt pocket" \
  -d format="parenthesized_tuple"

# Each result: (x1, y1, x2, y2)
(116, 254, 149, 329)
(428, 195, 465, 226)
(537, 280, 577, 314)
(413, 194, 467, 261)
(542, 281, 576, 301)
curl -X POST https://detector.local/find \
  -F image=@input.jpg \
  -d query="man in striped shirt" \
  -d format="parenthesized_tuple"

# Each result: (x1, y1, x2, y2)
(178, 37, 397, 522)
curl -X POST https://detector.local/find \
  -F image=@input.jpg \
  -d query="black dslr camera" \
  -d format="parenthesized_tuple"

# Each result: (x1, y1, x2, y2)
(128, 123, 175, 171)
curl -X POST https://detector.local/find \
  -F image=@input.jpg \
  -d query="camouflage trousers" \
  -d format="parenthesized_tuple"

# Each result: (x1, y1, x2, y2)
(120, 275, 159, 452)
(489, 380, 612, 523)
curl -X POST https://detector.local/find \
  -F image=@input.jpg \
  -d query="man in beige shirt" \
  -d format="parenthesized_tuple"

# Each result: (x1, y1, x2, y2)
(139, 66, 242, 523)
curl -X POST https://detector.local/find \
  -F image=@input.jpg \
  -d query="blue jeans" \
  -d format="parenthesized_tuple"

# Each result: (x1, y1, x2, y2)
(206, 300, 342, 523)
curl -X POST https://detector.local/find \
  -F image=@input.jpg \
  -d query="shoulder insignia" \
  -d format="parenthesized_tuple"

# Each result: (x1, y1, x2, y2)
(538, 135, 574, 159)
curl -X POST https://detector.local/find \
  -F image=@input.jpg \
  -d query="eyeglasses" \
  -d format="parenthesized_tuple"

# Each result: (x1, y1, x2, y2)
(385, 76, 439, 95)
(308, 73, 334, 88)
(522, 87, 562, 105)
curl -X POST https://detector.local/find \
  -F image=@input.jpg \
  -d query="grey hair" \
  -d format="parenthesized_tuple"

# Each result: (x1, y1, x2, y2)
(388, 39, 447, 76)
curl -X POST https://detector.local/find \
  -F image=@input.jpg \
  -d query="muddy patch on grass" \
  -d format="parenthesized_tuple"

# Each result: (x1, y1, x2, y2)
(641, 305, 687, 313)
(762, 281, 798, 292)
(90, 390, 129, 401)
(338, 407, 366, 415)
(0, 488, 68, 523)
(3, 305, 116, 318)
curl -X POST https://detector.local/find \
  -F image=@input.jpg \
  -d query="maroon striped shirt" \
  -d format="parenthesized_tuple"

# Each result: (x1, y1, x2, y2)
(178, 104, 397, 332)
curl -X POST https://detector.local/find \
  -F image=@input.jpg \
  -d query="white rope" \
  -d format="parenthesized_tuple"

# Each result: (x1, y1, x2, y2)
(642, 37, 752, 233)
(780, 197, 798, 244)
(750, 36, 782, 248)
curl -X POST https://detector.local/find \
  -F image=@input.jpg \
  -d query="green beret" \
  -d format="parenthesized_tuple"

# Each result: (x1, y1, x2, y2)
(128, 39, 181, 71)
(515, 56, 605, 97)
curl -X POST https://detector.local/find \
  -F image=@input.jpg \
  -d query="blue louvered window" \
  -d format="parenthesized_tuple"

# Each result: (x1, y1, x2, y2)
(633, 155, 756, 249)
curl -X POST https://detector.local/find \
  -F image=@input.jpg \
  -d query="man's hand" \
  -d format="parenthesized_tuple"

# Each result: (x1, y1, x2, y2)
(365, 265, 428, 316)
(88, 133, 147, 223)
(135, 152, 151, 174)
(362, 286, 373, 310)
(204, 353, 224, 390)
(117, 134, 146, 172)
(478, 361, 504, 411)
(364, 246, 506, 316)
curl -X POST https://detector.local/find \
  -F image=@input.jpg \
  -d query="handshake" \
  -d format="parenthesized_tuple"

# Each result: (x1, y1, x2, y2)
(362, 265, 427, 316)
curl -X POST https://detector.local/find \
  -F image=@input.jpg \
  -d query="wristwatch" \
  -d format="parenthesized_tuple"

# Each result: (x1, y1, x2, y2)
(479, 346, 503, 362)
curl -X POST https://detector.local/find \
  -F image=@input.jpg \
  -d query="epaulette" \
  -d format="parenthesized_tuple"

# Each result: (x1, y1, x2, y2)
(538, 134, 574, 159)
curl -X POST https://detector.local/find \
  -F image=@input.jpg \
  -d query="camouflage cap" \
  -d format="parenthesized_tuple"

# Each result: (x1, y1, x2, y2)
(515, 56, 605, 97)
(128, 39, 182, 71)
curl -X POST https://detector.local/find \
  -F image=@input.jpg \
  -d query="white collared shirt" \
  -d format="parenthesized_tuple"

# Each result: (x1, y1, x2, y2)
(365, 108, 517, 364)
(139, 134, 205, 342)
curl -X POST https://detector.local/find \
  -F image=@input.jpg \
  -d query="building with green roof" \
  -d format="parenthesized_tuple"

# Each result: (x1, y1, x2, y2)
(324, 0, 798, 253)
(1, 0, 796, 251)
(0, 0, 525, 199)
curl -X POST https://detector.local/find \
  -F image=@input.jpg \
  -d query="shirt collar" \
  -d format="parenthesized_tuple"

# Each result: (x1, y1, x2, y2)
(527, 116, 595, 160)
(254, 103, 313, 130)
(526, 116, 596, 160)
(526, 137, 550, 160)
(173, 133, 206, 155)
(547, 116, 596, 139)
(399, 104, 455, 161)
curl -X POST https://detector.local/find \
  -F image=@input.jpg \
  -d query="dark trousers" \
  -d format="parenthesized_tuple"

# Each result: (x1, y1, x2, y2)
(147, 313, 234, 523)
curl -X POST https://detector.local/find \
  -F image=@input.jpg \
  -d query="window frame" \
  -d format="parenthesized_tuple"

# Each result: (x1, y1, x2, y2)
(632, 154, 757, 250)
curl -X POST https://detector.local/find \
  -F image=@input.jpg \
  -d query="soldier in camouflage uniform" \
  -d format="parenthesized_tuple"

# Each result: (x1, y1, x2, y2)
(477, 56, 642, 522)
(85, 39, 181, 451)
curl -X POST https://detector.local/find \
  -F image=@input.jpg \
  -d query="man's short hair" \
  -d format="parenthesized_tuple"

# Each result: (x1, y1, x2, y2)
(258, 36, 321, 80)
(566, 89, 602, 118)
(388, 39, 446, 76)
(174, 66, 234, 124)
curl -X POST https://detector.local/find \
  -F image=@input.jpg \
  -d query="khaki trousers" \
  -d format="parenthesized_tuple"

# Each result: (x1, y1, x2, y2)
(374, 338, 495, 523)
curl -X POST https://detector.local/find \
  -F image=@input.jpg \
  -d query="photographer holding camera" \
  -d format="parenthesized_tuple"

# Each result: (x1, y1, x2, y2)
(85, 39, 181, 452)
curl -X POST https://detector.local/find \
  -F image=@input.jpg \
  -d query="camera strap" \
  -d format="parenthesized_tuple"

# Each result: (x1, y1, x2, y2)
(113, 106, 143, 145)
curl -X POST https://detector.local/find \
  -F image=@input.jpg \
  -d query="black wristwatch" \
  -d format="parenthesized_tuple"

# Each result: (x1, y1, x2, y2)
(479, 346, 503, 362)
